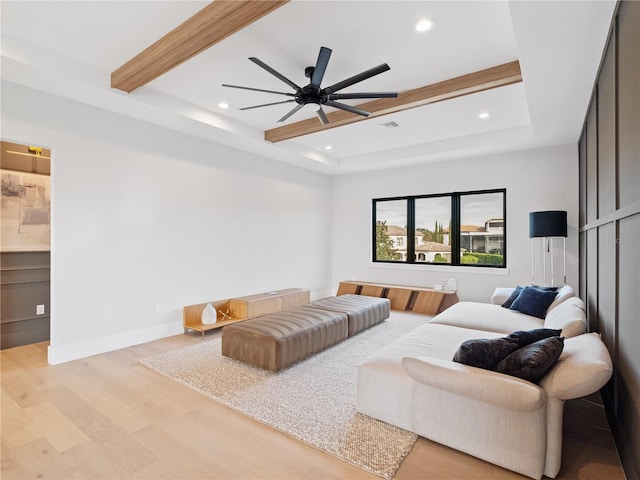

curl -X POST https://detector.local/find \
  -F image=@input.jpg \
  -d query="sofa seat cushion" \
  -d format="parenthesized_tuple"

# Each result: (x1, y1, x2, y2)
(429, 301, 544, 334)
(379, 322, 507, 361)
(356, 322, 504, 430)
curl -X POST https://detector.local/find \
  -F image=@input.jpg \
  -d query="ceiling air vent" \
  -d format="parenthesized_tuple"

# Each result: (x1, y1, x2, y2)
(378, 121, 399, 130)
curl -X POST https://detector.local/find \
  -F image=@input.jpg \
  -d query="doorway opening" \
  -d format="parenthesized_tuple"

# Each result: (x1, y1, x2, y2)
(1, 140, 51, 349)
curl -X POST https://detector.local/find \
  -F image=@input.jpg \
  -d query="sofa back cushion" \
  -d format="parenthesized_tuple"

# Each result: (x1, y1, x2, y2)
(546, 285, 575, 312)
(543, 297, 586, 338)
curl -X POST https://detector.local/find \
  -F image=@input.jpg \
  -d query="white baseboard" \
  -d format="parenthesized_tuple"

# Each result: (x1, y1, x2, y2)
(47, 321, 184, 365)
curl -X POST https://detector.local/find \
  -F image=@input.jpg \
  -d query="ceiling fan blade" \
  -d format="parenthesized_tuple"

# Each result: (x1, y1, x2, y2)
(249, 57, 301, 91)
(310, 46, 332, 89)
(327, 92, 398, 100)
(278, 103, 305, 122)
(323, 63, 391, 94)
(222, 84, 295, 97)
(240, 99, 296, 111)
(316, 106, 329, 125)
(325, 100, 370, 117)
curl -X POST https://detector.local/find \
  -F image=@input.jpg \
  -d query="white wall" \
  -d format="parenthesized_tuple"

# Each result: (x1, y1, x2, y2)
(1, 80, 580, 363)
(331, 145, 579, 302)
(1, 81, 334, 364)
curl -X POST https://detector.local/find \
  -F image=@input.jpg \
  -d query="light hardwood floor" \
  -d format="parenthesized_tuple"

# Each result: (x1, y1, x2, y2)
(1, 332, 625, 480)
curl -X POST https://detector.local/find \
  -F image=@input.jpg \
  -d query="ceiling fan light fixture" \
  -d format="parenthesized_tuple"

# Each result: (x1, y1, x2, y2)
(415, 18, 434, 33)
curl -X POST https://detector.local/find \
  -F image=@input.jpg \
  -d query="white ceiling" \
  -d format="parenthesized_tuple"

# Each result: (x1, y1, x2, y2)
(0, 1, 616, 175)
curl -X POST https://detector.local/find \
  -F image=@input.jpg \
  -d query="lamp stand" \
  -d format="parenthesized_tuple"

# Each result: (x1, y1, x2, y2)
(542, 237, 547, 286)
(562, 237, 566, 285)
(550, 237, 567, 286)
(531, 236, 567, 287)
(550, 237, 554, 287)
(531, 240, 535, 285)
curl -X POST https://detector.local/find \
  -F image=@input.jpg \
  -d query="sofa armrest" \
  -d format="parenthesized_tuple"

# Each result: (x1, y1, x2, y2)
(491, 287, 515, 305)
(402, 356, 545, 412)
(539, 333, 612, 400)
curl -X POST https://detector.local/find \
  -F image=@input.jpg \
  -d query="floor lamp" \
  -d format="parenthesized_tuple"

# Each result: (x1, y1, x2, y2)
(529, 211, 567, 286)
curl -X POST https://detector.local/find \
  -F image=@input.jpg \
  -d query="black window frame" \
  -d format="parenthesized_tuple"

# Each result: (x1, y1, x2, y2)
(372, 188, 507, 268)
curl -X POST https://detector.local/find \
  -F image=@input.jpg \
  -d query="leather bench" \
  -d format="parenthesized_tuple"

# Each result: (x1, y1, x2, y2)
(307, 294, 390, 336)
(221, 306, 348, 371)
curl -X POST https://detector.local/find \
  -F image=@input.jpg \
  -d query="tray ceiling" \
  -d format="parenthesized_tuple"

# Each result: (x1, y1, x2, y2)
(0, 1, 616, 174)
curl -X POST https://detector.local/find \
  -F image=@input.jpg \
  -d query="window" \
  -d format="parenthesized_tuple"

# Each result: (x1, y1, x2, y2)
(415, 196, 452, 264)
(374, 199, 407, 261)
(372, 189, 506, 267)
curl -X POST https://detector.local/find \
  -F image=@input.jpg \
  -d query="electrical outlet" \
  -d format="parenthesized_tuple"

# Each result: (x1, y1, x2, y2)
(154, 303, 162, 313)
(36, 304, 45, 315)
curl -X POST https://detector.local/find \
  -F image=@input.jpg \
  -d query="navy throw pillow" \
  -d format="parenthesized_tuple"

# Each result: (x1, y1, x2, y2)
(508, 328, 562, 348)
(509, 286, 558, 319)
(501, 285, 557, 309)
(501, 286, 523, 308)
(497, 336, 565, 383)
(453, 336, 520, 370)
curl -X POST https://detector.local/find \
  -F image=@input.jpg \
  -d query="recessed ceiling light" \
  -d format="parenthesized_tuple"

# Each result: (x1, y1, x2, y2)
(218, 102, 229, 109)
(415, 18, 434, 33)
(324, 145, 333, 150)
(378, 121, 400, 130)
(478, 112, 490, 119)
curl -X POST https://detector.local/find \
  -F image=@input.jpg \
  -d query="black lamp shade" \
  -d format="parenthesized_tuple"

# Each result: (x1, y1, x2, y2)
(529, 211, 567, 238)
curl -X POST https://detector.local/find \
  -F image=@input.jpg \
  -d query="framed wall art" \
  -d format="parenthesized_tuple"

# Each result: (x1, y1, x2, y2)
(1, 169, 51, 251)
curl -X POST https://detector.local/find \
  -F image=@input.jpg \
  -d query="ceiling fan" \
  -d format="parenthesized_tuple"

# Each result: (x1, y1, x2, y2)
(222, 46, 398, 125)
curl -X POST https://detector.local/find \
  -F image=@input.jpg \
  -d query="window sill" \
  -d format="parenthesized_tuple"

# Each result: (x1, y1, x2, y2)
(370, 262, 510, 275)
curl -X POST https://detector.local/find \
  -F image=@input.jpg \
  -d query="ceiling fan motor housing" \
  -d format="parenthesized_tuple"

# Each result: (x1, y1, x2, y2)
(296, 84, 327, 105)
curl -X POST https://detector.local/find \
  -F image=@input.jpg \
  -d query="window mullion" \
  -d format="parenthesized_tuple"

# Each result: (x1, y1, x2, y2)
(371, 200, 378, 263)
(407, 198, 415, 264)
(451, 195, 460, 265)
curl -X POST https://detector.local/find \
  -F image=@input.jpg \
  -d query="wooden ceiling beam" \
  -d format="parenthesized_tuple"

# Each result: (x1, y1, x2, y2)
(264, 60, 522, 143)
(111, 1, 289, 93)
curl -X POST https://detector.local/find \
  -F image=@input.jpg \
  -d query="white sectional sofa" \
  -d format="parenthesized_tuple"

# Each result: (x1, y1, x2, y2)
(356, 286, 613, 479)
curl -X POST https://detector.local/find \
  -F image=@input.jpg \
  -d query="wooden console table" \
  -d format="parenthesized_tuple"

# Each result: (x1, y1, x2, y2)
(183, 288, 310, 337)
(337, 281, 458, 315)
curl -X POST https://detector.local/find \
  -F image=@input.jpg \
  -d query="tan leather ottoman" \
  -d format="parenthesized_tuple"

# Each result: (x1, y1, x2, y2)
(221, 306, 348, 371)
(307, 294, 390, 336)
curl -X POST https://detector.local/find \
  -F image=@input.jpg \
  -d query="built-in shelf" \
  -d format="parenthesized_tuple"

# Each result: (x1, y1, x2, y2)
(183, 288, 310, 338)
(337, 280, 458, 315)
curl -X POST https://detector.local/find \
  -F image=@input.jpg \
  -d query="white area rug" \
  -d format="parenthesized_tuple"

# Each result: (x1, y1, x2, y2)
(141, 312, 427, 479)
